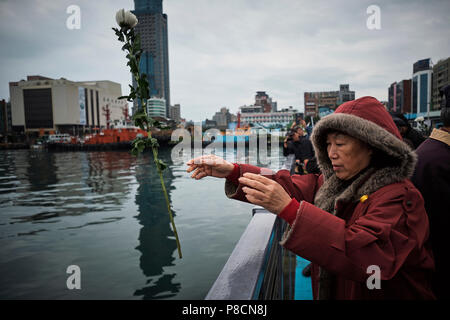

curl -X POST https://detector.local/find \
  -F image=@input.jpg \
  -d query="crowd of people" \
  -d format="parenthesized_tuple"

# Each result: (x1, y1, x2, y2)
(186, 86, 450, 300)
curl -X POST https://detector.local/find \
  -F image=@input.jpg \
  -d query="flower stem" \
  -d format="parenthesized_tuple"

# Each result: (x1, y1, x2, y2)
(114, 25, 182, 258)
(149, 134, 182, 258)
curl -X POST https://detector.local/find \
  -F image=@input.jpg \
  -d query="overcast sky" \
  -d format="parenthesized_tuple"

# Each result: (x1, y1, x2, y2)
(1, 0, 449, 121)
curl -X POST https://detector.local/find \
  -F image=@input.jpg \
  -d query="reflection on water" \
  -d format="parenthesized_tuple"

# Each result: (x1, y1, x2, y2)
(0, 148, 285, 299)
(133, 149, 181, 299)
(0, 151, 133, 229)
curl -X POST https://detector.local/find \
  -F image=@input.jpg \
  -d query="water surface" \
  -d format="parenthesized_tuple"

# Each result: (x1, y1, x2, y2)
(0, 148, 286, 299)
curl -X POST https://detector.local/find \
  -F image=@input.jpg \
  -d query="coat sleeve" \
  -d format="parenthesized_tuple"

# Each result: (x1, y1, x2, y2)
(280, 183, 432, 283)
(225, 163, 321, 204)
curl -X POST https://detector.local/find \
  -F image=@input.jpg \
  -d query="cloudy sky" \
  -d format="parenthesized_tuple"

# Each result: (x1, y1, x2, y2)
(1, 0, 449, 121)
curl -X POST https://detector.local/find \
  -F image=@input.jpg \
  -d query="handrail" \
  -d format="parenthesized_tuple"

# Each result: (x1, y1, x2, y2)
(205, 208, 277, 300)
(205, 207, 296, 300)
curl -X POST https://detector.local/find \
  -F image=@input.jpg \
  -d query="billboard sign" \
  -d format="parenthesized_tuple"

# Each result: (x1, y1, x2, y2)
(78, 87, 86, 125)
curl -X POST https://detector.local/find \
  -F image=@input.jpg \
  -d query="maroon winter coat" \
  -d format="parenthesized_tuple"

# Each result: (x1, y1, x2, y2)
(225, 97, 435, 300)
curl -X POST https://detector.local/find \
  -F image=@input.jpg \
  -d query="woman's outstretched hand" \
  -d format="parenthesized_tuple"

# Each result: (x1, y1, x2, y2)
(239, 173, 292, 215)
(186, 155, 235, 180)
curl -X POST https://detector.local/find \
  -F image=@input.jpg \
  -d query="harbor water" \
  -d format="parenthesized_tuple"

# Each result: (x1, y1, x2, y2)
(0, 147, 286, 299)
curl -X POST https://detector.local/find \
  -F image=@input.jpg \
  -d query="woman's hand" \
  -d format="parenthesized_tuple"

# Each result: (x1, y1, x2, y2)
(238, 172, 292, 215)
(186, 155, 235, 180)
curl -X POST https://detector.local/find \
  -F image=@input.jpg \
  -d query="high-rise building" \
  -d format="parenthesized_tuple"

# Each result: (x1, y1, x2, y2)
(133, 0, 170, 116)
(147, 97, 166, 118)
(168, 103, 181, 122)
(432, 57, 450, 110)
(412, 58, 432, 114)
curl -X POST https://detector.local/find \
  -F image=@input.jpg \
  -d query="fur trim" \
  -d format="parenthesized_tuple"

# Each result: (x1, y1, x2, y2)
(311, 112, 417, 183)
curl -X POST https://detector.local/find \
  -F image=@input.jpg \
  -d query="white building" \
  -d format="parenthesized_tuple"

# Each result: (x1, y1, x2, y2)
(9, 75, 127, 135)
(240, 111, 295, 126)
(147, 97, 167, 118)
(412, 59, 433, 115)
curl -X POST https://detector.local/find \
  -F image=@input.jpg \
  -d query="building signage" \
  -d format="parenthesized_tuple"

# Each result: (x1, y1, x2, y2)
(78, 87, 86, 125)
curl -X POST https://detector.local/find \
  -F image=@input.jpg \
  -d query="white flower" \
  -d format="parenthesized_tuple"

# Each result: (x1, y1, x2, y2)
(115, 8, 138, 29)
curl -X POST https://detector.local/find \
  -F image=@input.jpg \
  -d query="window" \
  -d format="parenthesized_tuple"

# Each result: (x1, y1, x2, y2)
(420, 73, 428, 113)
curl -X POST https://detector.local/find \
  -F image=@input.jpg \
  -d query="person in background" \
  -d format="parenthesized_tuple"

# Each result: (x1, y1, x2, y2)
(390, 112, 425, 149)
(293, 126, 315, 174)
(283, 126, 315, 174)
(411, 85, 450, 299)
(282, 129, 298, 157)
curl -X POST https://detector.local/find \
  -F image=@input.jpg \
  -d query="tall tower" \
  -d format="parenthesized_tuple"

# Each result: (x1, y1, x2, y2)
(132, 0, 170, 116)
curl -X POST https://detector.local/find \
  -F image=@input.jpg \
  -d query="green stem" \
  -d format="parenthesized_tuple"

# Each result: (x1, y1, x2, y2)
(119, 28, 182, 258)
(150, 135, 182, 259)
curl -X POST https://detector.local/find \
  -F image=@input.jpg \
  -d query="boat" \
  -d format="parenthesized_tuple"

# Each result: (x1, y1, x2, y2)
(44, 123, 150, 151)
(83, 124, 148, 145)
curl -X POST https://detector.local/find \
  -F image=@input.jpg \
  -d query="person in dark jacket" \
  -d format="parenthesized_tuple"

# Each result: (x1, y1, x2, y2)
(411, 85, 450, 299)
(390, 112, 425, 149)
(282, 129, 299, 157)
(283, 126, 315, 174)
(187, 96, 435, 300)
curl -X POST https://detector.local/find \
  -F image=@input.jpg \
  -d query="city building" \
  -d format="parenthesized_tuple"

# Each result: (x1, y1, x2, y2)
(9, 75, 127, 136)
(280, 106, 299, 113)
(412, 58, 433, 115)
(0, 99, 12, 141)
(240, 111, 296, 127)
(204, 119, 217, 130)
(254, 91, 277, 113)
(212, 107, 233, 129)
(168, 104, 181, 122)
(240, 104, 263, 113)
(133, 0, 170, 116)
(146, 97, 166, 118)
(388, 79, 412, 113)
(304, 84, 355, 117)
(432, 57, 450, 110)
(338, 84, 355, 105)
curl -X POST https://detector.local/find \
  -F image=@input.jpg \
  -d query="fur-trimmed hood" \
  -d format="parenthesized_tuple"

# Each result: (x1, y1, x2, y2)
(311, 96, 417, 210)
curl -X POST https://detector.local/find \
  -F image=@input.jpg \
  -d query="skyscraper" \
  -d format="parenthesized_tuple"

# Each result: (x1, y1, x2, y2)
(133, 0, 170, 117)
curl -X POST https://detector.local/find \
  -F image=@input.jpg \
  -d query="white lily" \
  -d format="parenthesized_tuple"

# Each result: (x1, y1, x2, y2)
(115, 8, 138, 29)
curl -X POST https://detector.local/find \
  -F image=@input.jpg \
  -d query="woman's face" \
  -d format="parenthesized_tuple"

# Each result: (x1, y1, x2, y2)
(326, 132, 372, 180)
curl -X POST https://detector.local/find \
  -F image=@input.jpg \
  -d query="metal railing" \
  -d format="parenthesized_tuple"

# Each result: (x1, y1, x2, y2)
(205, 207, 297, 300)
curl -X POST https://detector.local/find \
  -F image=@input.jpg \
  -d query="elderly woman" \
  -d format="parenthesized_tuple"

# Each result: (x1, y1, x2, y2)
(187, 97, 435, 300)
